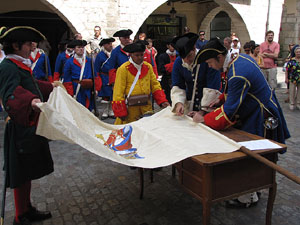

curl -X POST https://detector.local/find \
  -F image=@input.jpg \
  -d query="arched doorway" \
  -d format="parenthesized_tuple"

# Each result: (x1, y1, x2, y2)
(210, 11, 231, 40)
(0, 10, 71, 71)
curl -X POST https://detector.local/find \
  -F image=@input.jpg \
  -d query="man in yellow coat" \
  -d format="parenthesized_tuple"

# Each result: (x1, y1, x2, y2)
(112, 40, 170, 124)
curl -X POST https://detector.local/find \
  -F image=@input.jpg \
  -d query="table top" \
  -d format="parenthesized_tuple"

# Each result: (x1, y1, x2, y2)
(192, 128, 287, 166)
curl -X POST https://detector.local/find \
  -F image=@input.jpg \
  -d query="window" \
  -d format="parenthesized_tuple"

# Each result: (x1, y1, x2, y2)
(210, 11, 231, 40)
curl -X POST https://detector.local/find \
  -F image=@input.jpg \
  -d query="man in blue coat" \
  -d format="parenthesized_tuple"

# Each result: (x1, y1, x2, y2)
(30, 41, 52, 82)
(171, 33, 221, 115)
(94, 37, 115, 119)
(191, 38, 290, 208)
(53, 40, 74, 81)
(103, 29, 132, 85)
(63, 40, 101, 111)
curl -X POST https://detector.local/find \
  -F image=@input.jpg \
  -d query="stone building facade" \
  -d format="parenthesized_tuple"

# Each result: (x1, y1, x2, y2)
(280, 0, 299, 59)
(1, 0, 285, 43)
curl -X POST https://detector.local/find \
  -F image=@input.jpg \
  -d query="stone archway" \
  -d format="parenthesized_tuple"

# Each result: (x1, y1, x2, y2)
(200, 5, 250, 46)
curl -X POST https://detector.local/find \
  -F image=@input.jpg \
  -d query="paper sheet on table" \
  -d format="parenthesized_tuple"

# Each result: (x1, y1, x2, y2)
(238, 139, 281, 151)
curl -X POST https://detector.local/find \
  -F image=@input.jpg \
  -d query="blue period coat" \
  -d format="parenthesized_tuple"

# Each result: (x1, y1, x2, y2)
(172, 56, 221, 110)
(204, 54, 290, 144)
(63, 56, 101, 111)
(94, 51, 112, 99)
(103, 45, 130, 85)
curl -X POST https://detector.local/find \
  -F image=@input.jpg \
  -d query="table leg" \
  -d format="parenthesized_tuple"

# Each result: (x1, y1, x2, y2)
(266, 182, 277, 225)
(172, 165, 176, 178)
(202, 167, 212, 225)
(203, 199, 211, 225)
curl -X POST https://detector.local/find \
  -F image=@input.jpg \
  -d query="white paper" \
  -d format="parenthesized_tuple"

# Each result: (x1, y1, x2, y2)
(238, 139, 281, 151)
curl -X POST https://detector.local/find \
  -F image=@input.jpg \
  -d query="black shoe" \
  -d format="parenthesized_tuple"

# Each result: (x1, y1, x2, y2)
(13, 216, 31, 225)
(25, 206, 52, 222)
(225, 199, 258, 209)
(130, 166, 137, 170)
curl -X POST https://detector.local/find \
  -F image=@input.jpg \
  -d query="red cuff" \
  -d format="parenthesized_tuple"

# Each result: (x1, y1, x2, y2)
(112, 100, 127, 118)
(219, 92, 225, 103)
(37, 80, 54, 101)
(204, 106, 235, 130)
(64, 82, 74, 96)
(53, 72, 60, 81)
(5, 86, 39, 126)
(109, 69, 117, 85)
(48, 76, 53, 83)
(95, 76, 102, 91)
(164, 62, 174, 74)
(153, 89, 168, 105)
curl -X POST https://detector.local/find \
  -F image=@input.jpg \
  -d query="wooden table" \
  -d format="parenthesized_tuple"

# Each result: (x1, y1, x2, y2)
(174, 128, 287, 225)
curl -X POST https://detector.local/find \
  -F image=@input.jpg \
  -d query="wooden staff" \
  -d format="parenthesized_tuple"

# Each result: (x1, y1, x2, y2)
(90, 52, 100, 117)
(240, 146, 300, 185)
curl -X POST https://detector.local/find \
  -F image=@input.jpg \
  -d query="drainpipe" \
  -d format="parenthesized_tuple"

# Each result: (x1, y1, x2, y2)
(266, 0, 271, 33)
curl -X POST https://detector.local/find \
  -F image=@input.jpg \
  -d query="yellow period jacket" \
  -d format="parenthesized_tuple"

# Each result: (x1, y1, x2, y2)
(112, 61, 167, 125)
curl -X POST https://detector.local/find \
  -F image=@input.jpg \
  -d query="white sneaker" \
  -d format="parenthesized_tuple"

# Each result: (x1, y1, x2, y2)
(290, 105, 295, 111)
(108, 103, 115, 118)
(101, 103, 109, 119)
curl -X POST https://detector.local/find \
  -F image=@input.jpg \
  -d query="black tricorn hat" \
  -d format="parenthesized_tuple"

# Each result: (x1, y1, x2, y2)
(0, 26, 46, 43)
(195, 37, 227, 64)
(68, 39, 87, 48)
(123, 40, 148, 53)
(113, 29, 133, 37)
(171, 32, 198, 58)
(99, 37, 115, 47)
(59, 39, 70, 45)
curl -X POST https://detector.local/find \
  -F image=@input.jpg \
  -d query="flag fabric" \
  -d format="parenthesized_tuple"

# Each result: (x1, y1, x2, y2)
(36, 87, 241, 168)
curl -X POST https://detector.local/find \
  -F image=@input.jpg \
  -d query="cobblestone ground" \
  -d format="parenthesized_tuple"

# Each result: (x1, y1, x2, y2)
(0, 86, 300, 225)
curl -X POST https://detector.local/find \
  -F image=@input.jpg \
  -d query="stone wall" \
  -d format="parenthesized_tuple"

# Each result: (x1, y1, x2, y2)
(0, 0, 286, 48)
(279, 0, 298, 60)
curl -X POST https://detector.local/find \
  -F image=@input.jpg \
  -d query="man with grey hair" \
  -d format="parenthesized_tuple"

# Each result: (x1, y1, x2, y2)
(223, 37, 232, 72)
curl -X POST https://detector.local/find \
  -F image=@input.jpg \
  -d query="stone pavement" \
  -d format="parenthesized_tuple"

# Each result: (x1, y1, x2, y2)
(0, 76, 300, 225)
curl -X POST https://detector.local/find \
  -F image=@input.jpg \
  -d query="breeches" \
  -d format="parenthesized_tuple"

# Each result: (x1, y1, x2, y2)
(262, 68, 277, 89)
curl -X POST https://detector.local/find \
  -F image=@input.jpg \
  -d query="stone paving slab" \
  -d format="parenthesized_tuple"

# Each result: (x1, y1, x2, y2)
(0, 87, 299, 225)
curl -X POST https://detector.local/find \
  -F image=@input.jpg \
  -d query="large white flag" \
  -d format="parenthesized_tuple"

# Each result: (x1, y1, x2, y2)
(36, 87, 241, 168)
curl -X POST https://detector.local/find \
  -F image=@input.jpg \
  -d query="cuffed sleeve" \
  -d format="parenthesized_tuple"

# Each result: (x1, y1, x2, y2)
(5, 86, 39, 126)
(112, 100, 127, 117)
(204, 105, 235, 130)
(36, 80, 54, 101)
(153, 89, 168, 106)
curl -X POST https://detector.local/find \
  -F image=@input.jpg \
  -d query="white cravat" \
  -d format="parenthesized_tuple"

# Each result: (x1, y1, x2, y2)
(74, 54, 84, 66)
(181, 59, 195, 72)
(166, 49, 176, 56)
(6, 54, 32, 68)
(129, 57, 143, 71)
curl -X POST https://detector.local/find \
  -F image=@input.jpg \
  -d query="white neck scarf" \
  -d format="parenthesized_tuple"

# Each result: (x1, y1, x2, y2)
(181, 59, 195, 72)
(6, 54, 32, 68)
(30, 48, 39, 60)
(167, 49, 176, 56)
(66, 49, 74, 57)
(74, 54, 84, 66)
(102, 48, 111, 58)
(129, 57, 143, 71)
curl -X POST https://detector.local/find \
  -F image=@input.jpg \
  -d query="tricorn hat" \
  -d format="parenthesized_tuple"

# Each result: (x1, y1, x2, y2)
(195, 37, 227, 64)
(123, 40, 148, 53)
(99, 37, 115, 47)
(113, 29, 133, 38)
(0, 26, 46, 43)
(171, 32, 198, 59)
(68, 39, 87, 48)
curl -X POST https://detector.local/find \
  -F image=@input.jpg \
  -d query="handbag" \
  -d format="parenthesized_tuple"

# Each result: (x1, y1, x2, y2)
(127, 94, 150, 106)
